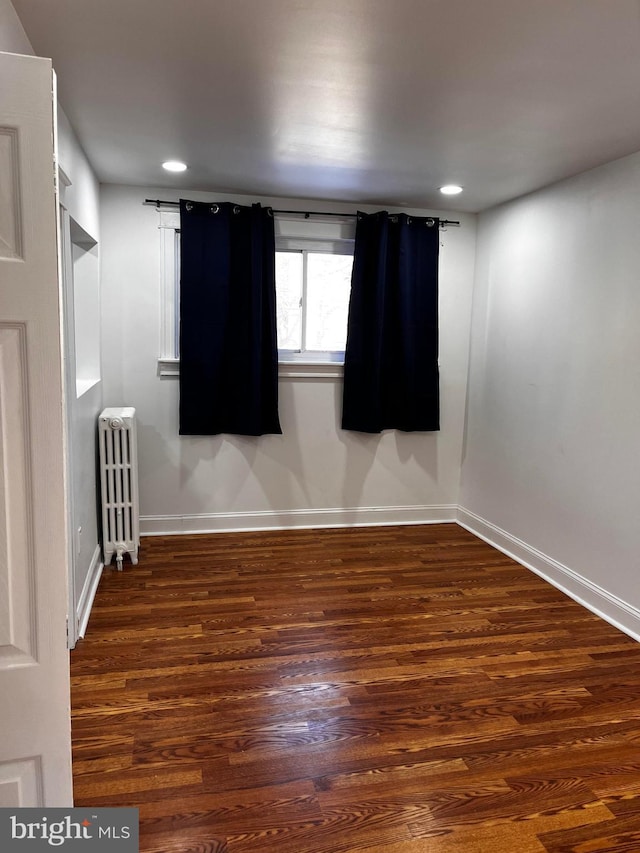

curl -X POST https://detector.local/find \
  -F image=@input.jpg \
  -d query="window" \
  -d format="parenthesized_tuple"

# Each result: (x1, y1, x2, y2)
(276, 250, 353, 356)
(158, 208, 355, 378)
(275, 214, 354, 374)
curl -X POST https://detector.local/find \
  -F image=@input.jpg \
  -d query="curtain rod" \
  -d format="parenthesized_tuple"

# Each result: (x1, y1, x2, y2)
(143, 198, 460, 227)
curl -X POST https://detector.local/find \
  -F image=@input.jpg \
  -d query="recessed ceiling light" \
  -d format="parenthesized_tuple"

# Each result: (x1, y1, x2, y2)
(439, 184, 463, 195)
(162, 160, 188, 173)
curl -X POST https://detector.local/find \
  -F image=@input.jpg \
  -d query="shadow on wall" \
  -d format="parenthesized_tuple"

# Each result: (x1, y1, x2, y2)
(339, 431, 382, 508)
(333, 382, 376, 509)
(394, 430, 439, 480)
(137, 376, 441, 520)
(136, 382, 312, 515)
(335, 382, 440, 509)
(245, 380, 312, 508)
(136, 419, 214, 500)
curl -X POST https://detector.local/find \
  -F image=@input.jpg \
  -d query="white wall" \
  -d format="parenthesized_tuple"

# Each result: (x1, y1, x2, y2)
(100, 185, 476, 533)
(0, 0, 32, 54)
(460, 150, 640, 638)
(57, 109, 103, 640)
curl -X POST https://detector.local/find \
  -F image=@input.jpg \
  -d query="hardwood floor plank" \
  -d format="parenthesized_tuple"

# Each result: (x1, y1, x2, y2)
(71, 524, 640, 851)
(73, 766, 203, 799)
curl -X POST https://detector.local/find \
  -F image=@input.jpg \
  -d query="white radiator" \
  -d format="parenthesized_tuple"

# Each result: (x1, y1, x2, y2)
(98, 407, 140, 570)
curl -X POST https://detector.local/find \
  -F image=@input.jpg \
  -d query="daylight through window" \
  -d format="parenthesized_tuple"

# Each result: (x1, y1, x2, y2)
(276, 250, 353, 358)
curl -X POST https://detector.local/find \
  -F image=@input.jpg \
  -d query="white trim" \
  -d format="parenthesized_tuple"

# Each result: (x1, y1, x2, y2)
(156, 358, 343, 380)
(141, 504, 458, 536)
(158, 209, 180, 229)
(58, 166, 71, 189)
(456, 507, 640, 643)
(59, 202, 77, 650)
(158, 357, 180, 377)
(75, 377, 100, 397)
(75, 544, 104, 643)
(159, 224, 179, 359)
(279, 361, 343, 379)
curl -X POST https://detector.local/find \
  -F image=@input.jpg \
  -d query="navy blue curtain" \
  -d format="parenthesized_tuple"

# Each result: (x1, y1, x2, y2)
(342, 211, 440, 433)
(179, 200, 282, 436)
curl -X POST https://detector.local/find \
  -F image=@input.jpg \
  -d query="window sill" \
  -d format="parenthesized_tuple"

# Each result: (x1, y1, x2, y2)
(279, 361, 343, 379)
(158, 358, 180, 377)
(76, 377, 101, 398)
(157, 358, 343, 380)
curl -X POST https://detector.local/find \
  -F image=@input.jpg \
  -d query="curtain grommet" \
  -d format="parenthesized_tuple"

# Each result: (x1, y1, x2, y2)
(233, 205, 240, 215)
(185, 201, 193, 212)
(390, 215, 398, 224)
(426, 217, 435, 227)
(210, 204, 220, 214)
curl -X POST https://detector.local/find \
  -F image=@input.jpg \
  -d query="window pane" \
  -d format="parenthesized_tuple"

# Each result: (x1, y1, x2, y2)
(306, 253, 352, 352)
(276, 252, 303, 350)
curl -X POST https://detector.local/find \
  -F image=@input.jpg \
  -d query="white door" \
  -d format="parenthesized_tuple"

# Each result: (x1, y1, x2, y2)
(0, 52, 72, 806)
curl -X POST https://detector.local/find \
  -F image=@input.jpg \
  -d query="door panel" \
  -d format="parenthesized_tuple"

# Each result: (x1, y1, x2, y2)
(0, 127, 22, 259)
(0, 51, 72, 806)
(0, 324, 35, 664)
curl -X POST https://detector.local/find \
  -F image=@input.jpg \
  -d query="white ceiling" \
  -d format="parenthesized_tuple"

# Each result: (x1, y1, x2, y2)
(12, 0, 640, 212)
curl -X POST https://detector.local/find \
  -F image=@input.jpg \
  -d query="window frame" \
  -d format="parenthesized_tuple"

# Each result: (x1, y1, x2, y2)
(157, 209, 355, 380)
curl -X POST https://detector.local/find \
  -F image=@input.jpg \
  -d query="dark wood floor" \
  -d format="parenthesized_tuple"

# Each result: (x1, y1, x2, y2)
(71, 524, 640, 852)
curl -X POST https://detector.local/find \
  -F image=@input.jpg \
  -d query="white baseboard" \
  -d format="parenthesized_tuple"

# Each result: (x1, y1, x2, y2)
(140, 504, 458, 536)
(76, 544, 104, 640)
(457, 506, 640, 643)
